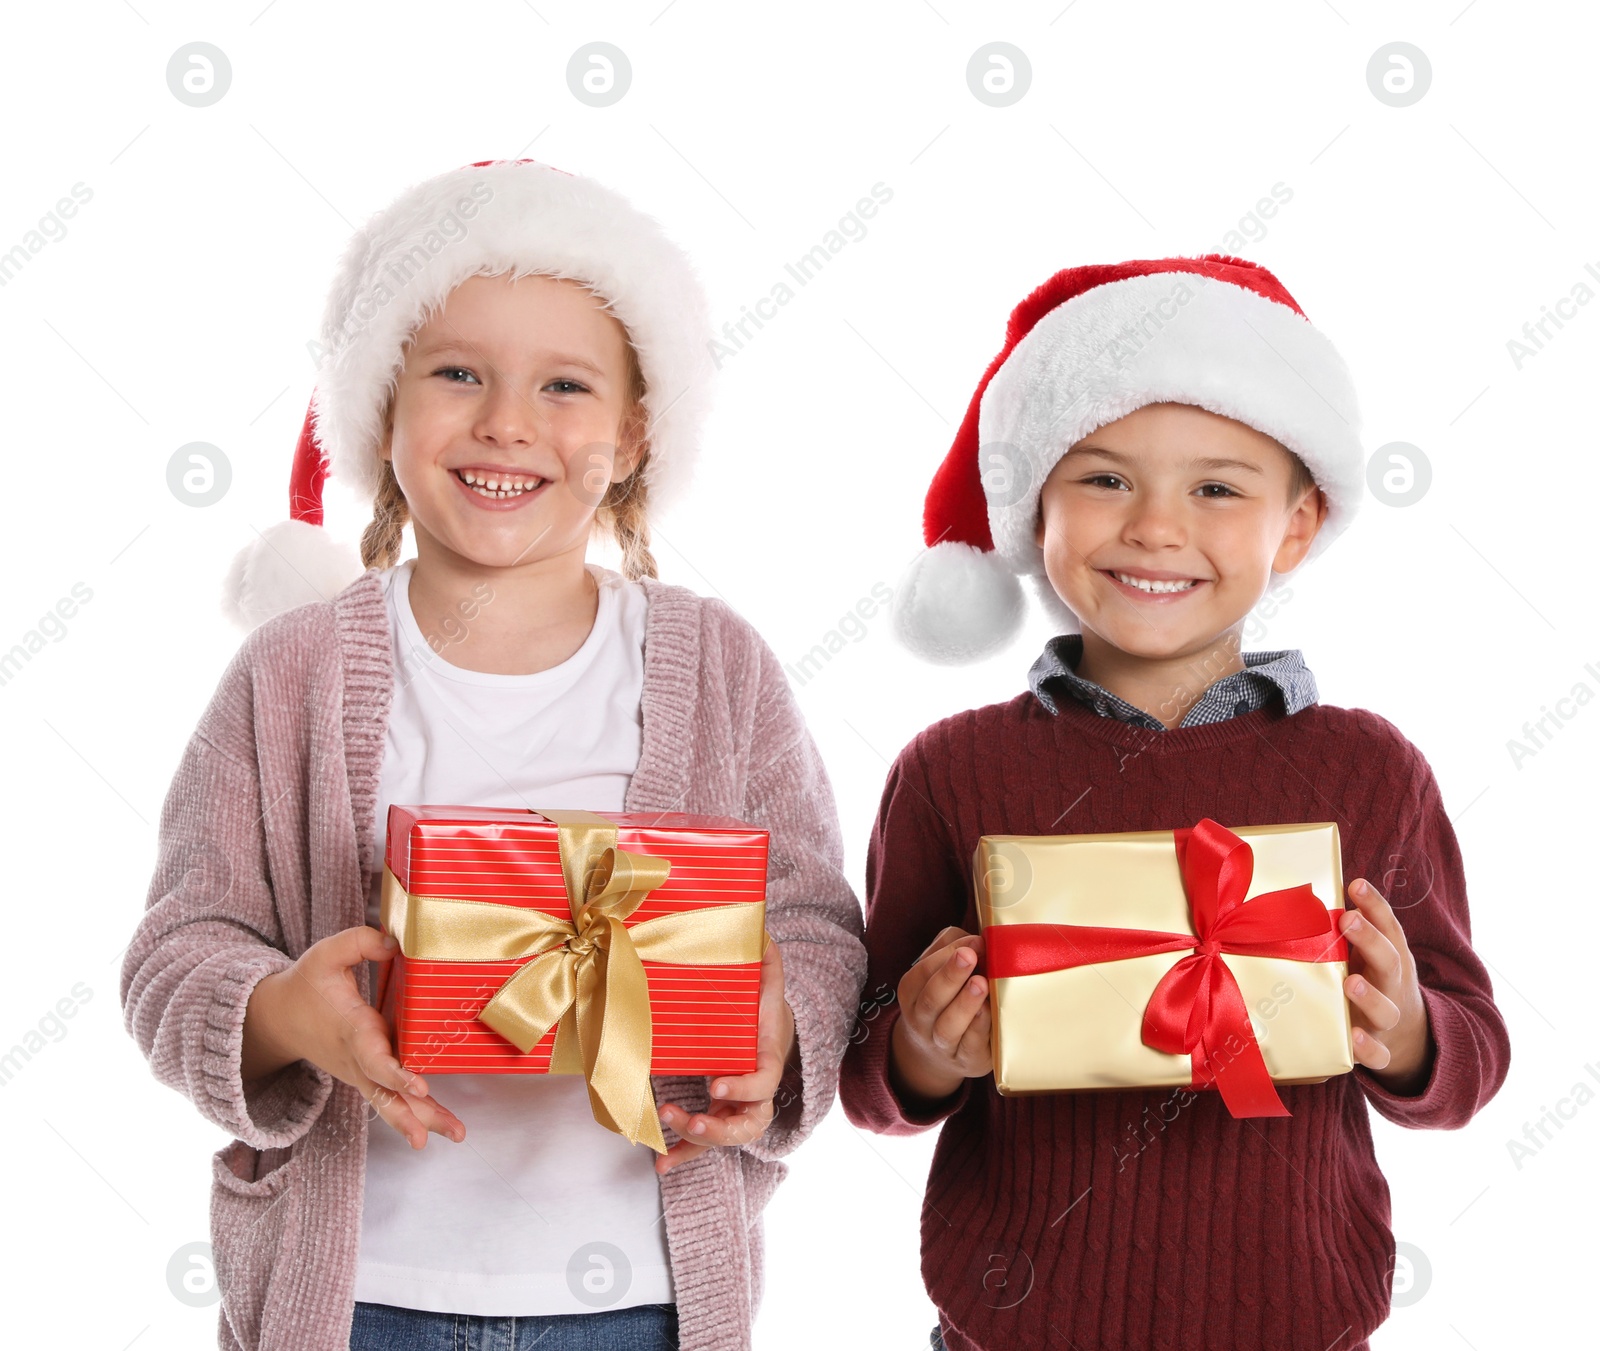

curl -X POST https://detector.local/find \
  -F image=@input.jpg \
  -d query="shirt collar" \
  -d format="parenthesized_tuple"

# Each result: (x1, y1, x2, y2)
(1028, 633, 1318, 726)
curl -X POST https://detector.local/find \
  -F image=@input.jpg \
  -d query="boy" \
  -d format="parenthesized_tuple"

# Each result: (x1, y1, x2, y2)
(839, 257, 1509, 1351)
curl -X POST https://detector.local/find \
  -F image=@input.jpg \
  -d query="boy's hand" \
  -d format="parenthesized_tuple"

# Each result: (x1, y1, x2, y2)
(1341, 878, 1434, 1094)
(655, 937, 796, 1173)
(250, 925, 467, 1150)
(888, 926, 992, 1109)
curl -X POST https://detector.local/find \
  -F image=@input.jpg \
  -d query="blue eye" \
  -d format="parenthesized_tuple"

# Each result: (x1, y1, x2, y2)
(545, 379, 591, 395)
(434, 366, 479, 384)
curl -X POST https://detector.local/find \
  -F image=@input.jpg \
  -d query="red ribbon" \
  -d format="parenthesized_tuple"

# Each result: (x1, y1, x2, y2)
(984, 819, 1348, 1118)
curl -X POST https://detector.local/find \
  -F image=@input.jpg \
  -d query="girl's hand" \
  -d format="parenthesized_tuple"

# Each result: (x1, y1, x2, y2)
(655, 938, 796, 1173)
(1342, 878, 1434, 1093)
(887, 926, 992, 1109)
(245, 925, 467, 1149)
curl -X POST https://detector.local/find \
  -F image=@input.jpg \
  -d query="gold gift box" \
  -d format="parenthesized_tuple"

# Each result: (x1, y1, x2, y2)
(973, 823, 1355, 1097)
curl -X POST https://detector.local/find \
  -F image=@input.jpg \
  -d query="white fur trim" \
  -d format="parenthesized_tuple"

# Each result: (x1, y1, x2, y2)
(312, 162, 715, 512)
(222, 519, 364, 631)
(978, 270, 1364, 575)
(890, 541, 1027, 665)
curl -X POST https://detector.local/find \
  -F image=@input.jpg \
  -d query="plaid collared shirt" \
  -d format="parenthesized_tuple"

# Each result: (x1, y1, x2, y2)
(1027, 633, 1318, 730)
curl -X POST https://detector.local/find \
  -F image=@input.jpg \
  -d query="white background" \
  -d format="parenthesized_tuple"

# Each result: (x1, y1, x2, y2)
(0, 1, 1594, 1346)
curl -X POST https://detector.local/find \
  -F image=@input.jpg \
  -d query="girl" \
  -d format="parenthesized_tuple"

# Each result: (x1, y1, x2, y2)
(120, 159, 867, 1351)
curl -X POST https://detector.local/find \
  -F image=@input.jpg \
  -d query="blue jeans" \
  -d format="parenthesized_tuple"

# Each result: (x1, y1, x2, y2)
(350, 1300, 678, 1350)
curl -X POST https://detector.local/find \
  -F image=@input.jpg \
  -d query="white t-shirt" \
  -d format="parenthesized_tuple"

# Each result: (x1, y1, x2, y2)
(353, 559, 674, 1316)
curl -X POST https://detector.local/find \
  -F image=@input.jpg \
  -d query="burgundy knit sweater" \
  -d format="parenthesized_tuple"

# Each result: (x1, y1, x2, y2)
(838, 691, 1509, 1351)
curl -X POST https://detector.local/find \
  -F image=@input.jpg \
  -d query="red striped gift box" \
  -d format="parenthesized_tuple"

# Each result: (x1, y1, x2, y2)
(375, 805, 769, 1075)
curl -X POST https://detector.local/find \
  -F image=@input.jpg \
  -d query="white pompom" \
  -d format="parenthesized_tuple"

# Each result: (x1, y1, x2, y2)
(221, 519, 365, 631)
(890, 542, 1027, 665)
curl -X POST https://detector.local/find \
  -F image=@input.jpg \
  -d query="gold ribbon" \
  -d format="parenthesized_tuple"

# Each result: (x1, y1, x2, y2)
(381, 809, 768, 1153)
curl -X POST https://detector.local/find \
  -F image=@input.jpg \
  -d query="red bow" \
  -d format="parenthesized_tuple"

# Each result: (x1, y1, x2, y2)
(984, 819, 1347, 1117)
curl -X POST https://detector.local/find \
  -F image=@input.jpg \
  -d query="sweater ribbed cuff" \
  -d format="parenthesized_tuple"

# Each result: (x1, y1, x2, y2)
(851, 1004, 972, 1134)
(201, 950, 334, 1149)
(738, 937, 847, 1161)
(1356, 984, 1474, 1130)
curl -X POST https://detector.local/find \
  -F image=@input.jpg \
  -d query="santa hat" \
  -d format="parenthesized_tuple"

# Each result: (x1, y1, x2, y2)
(223, 158, 715, 631)
(890, 255, 1365, 665)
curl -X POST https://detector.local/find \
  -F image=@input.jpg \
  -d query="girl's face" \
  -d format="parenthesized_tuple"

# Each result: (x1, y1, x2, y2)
(381, 272, 640, 573)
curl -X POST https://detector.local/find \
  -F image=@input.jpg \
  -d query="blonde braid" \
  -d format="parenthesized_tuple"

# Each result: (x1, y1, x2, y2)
(603, 458, 658, 581)
(598, 347, 658, 580)
(361, 458, 410, 569)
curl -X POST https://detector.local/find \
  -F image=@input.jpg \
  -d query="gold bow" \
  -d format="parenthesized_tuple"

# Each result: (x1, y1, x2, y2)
(381, 809, 768, 1152)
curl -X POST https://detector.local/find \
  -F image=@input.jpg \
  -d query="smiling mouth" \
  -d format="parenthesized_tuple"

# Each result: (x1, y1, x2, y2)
(453, 469, 546, 500)
(1104, 570, 1204, 594)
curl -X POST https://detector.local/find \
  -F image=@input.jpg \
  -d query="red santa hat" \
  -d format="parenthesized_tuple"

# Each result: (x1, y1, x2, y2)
(890, 254, 1366, 664)
(223, 158, 714, 630)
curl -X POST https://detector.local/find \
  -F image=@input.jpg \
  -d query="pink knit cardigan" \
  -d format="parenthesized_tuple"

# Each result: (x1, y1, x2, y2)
(120, 570, 868, 1350)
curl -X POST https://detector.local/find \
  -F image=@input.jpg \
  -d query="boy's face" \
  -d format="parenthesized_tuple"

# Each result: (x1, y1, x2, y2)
(382, 272, 640, 573)
(1033, 402, 1326, 662)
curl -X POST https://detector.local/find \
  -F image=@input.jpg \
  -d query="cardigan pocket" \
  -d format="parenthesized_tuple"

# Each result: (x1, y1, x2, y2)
(212, 1136, 301, 1198)
(211, 1137, 307, 1349)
